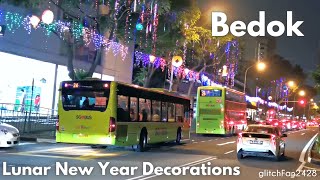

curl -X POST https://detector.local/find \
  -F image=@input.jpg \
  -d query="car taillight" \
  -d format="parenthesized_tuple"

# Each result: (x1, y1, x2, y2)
(109, 117, 116, 132)
(270, 134, 276, 146)
(56, 115, 59, 131)
(237, 133, 242, 143)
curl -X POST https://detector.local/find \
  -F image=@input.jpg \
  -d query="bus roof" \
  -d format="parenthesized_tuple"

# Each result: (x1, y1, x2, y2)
(60, 80, 191, 101)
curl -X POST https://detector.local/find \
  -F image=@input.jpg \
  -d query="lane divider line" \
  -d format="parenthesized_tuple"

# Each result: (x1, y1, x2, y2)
(217, 141, 236, 146)
(126, 157, 217, 180)
(301, 133, 305, 136)
(224, 150, 234, 154)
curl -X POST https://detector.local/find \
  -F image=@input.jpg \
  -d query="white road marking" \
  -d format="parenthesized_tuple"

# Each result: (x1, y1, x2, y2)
(193, 142, 198, 144)
(301, 133, 305, 136)
(201, 141, 205, 143)
(224, 150, 234, 154)
(19, 142, 36, 146)
(297, 133, 318, 171)
(208, 140, 213, 141)
(191, 140, 195, 141)
(181, 139, 190, 142)
(217, 141, 236, 146)
(126, 157, 217, 180)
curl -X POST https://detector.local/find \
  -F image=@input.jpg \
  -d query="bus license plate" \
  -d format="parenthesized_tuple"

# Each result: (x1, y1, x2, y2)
(73, 134, 88, 138)
(249, 140, 263, 145)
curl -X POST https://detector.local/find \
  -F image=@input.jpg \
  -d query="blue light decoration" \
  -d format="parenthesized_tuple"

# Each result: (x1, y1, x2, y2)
(0, 10, 129, 60)
(136, 23, 143, 31)
(245, 95, 293, 112)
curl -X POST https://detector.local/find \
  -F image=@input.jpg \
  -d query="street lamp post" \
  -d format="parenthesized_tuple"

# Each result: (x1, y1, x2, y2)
(243, 62, 266, 94)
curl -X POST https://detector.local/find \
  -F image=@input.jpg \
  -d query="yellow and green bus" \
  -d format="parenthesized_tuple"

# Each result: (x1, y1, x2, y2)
(196, 85, 247, 135)
(56, 80, 191, 151)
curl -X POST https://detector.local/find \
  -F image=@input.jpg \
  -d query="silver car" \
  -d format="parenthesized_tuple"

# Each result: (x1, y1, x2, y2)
(0, 122, 20, 147)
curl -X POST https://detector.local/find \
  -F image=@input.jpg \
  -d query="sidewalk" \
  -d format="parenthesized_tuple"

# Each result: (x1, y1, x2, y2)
(20, 131, 56, 143)
(310, 130, 320, 165)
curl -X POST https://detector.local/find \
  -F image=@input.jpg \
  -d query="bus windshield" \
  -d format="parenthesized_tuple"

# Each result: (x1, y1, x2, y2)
(200, 89, 222, 97)
(62, 89, 109, 111)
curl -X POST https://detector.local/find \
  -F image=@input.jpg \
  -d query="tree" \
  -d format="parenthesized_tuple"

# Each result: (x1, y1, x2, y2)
(251, 54, 307, 99)
(312, 66, 320, 91)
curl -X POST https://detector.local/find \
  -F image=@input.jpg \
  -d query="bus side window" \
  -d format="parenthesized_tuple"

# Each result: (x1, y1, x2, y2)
(117, 95, 129, 122)
(184, 105, 190, 123)
(161, 102, 168, 122)
(152, 100, 161, 122)
(176, 104, 184, 122)
(168, 103, 175, 122)
(130, 97, 138, 121)
(139, 98, 151, 122)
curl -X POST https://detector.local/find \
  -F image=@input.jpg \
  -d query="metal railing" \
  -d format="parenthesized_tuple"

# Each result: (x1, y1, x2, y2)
(0, 103, 57, 134)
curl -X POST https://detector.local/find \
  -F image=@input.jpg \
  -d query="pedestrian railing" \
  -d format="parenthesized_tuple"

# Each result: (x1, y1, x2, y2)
(0, 103, 57, 134)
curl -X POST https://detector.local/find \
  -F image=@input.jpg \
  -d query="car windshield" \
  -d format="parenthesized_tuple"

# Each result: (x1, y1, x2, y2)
(245, 126, 275, 134)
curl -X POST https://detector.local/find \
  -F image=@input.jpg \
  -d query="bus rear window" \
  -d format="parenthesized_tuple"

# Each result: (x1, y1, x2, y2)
(62, 90, 109, 111)
(200, 89, 222, 97)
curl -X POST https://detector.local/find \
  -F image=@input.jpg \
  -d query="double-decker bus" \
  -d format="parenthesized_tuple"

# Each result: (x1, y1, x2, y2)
(56, 80, 191, 151)
(196, 86, 246, 135)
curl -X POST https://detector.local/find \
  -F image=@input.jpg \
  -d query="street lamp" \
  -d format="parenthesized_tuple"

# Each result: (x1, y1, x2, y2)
(243, 61, 266, 94)
(30, 9, 54, 29)
(287, 81, 295, 88)
(169, 56, 183, 92)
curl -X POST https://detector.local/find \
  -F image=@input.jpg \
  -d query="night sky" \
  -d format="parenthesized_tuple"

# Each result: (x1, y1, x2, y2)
(198, 0, 320, 85)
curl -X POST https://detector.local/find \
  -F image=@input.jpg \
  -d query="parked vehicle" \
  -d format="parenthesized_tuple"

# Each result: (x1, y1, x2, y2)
(0, 121, 20, 147)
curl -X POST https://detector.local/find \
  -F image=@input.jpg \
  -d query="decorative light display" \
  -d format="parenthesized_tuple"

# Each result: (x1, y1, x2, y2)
(22, 16, 32, 34)
(245, 95, 293, 112)
(30, 15, 40, 29)
(5, 12, 22, 33)
(152, 2, 159, 54)
(172, 56, 183, 67)
(41, 10, 54, 24)
(0, 10, 129, 60)
(136, 23, 143, 31)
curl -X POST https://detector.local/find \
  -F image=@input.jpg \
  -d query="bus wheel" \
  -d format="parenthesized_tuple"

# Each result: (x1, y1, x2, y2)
(176, 128, 182, 144)
(137, 131, 147, 152)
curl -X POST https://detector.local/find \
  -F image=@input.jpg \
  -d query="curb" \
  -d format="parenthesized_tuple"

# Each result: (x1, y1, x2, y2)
(309, 133, 320, 166)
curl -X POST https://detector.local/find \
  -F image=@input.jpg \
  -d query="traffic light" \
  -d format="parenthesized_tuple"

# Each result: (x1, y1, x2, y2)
(299, 99, 305, 105)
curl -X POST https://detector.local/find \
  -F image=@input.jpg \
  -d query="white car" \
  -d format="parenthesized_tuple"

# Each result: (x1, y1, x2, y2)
(0, 122, 20, 147)
(237, 125, 287, 161)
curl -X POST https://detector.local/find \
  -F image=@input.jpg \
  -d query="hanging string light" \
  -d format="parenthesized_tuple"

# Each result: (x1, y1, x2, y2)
(5, 12, 22, 33)
(152, 1, 158, 55)
(22, 16, 32, 34)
